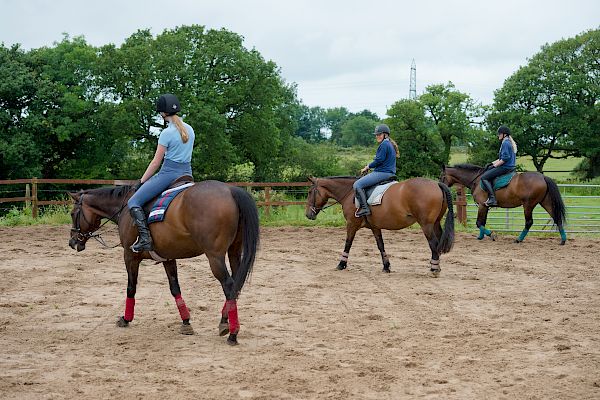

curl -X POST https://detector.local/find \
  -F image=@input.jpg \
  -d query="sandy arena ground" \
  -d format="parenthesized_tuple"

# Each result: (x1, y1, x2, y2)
(0, 224, 599, 399)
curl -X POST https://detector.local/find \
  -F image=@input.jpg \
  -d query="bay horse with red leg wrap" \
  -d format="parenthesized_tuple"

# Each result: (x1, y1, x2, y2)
(68, 180, 259, 345)
(305, 176, 455, 276)
(440, 164, 567, 244)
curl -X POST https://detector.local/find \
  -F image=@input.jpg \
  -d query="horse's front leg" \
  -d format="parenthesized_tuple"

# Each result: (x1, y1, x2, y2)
(163, 259, 194, 335)
(117, 251, 141, 327)
(475, 206, 496, 241)
(208, 254, 239, 345)
(372, 228, 391, 273)
(337, 223, 360, 270)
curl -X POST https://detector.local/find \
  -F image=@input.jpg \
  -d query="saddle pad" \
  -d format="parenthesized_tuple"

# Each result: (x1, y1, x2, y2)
(148, 182, 195, 224)
(479, 171, 516, 191)
(354, 181, 397, 208)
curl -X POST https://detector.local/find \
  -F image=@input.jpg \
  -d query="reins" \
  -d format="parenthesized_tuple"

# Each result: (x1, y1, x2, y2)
(309, 179, 354, 213)
(71, 189, 132, 249)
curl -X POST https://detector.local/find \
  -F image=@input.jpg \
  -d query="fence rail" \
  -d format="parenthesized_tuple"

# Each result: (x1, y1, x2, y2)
(1, 179, 599, 233)
(0, 178, 314, 218)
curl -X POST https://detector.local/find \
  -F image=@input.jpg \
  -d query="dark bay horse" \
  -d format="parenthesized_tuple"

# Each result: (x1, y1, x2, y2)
(68, 180, 259, 345)
(305, 176, 455, 276)
(440, 164, 567, 244)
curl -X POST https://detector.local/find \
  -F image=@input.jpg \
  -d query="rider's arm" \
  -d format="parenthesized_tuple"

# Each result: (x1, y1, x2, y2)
(141, 144, 167, 182)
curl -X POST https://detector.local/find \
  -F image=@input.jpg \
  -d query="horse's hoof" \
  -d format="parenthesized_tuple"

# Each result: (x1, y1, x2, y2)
(218, 322, 229, 336)
(382, 267, 391, 273)
(490, 232, 497, 241)
(514, 239, 522, 244)
(336, 264, 347, 271)
(180, 323, 194, 335)
(560, 240, 566, 245)
(227, 334, 238, 346)
(477, 236, 484, 241)
(430, 269, 440, 278)
(116, 316, 129, 328)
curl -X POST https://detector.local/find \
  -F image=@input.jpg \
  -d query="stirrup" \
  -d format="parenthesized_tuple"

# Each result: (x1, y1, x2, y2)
(355, 208, 371, 218)
(130, 237, 153, 253)
(484, 198, 498, 208)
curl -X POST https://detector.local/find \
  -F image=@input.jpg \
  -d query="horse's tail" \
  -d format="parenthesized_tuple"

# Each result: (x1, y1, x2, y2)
(544, 176, 567, 228)
(230, 186, 260, 295)
(437, 182, 455, 254)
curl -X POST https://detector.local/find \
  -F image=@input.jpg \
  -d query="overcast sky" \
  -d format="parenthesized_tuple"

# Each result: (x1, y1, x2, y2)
(2, 0, 599, 117)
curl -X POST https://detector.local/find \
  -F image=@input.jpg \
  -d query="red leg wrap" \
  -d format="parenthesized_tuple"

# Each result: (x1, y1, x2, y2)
(175, 294, 190, 321)
(225, 299, 239, 334)
(124, 297, 135, 322)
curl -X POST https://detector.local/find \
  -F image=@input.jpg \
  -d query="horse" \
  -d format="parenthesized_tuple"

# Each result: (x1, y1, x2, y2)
(305, 176, 455, 276)
(440, 164, 567, 244)
(68, 180, 260, 345)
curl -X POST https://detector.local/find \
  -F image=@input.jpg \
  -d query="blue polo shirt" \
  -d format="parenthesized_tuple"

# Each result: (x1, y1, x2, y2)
(499, 138, 516, 168)
(368, 138, 396, 173)
(158, 121, 195, 163)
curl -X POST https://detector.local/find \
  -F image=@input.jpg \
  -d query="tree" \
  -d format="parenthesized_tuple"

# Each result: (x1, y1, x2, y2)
(339, 115, 378, 147)
(324, 107, 351, 144)
(294, 105, 327, 143)
(386, 99, 445, 178)
(420, 82, 482, 161)
(490, 28, 600, 175)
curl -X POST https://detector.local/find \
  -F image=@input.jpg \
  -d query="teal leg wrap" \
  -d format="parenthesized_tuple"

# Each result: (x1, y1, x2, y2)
(560, 229, 567, 242)
(478, 226, 492, 240)
(517, 229, 529, 242)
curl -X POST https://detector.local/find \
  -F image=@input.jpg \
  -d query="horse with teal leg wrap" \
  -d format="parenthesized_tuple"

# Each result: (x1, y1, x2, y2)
(440, 164, 567, 245)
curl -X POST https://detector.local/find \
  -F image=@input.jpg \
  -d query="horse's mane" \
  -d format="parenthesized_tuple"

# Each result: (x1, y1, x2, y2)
(452, 163, 484, 172)
(321, 176, 359, 180)
(82, 185, 133, 199)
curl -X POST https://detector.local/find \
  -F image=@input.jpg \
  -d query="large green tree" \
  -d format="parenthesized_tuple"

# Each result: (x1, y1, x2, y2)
(420, 82, 482, 162)
(385, 99, 445, 178)
(490, 28, 600, 175)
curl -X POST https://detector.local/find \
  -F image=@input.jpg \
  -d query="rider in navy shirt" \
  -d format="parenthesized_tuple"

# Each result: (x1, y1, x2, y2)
(353, 124, 399, 217)
(481, 125, 517, 207)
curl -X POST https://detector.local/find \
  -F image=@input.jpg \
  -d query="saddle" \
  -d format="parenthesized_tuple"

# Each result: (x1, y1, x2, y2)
(145, 175, 195, 223)
(355, 177, 398, 208)
(479, 171, 516, 191)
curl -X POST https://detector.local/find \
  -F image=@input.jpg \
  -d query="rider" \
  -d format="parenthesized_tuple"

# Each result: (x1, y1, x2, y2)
(353, 124, 399, 217)
(127, 93, 196, 252)
(481, 125, 517, 207)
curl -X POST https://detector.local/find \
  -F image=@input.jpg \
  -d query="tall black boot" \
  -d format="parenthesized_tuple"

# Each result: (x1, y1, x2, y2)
(354, 188, 371, 217)
(481, 180, 498, 207)
(129, 207, 153, 252)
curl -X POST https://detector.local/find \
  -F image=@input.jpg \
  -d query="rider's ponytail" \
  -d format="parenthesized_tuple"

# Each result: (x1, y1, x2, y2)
(170, 115, 189, 143)
(387, 135, 400, 158)
(507, 136, 517, 154)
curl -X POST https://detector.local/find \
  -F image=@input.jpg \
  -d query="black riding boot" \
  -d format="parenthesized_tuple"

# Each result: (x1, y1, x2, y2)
(129, 207, 153, 252)
(481, 180, 498, 207)
(355, 188, 371, 217)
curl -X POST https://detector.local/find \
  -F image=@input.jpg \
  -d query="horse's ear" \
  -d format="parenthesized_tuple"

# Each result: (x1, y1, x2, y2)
(442, 164, 446, 171)
(307, 176, 315, 183)
(68, 192, 80, 201)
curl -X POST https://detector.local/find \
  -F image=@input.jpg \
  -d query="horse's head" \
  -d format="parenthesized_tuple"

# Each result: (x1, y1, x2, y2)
(68, 191, 101, 252)
(439, 164, 457, 187)
(305, 177, 329, 220)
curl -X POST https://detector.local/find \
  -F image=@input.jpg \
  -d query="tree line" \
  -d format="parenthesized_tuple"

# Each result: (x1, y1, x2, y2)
(1, 25, 598, 182)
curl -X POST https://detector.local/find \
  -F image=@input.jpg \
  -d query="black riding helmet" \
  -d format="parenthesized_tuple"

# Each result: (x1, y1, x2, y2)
(497, 125, 511, 136)
(374, 124, 390, 135)
(156, 94, 181, 115)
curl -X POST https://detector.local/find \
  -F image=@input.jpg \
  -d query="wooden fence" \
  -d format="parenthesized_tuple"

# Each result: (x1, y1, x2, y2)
(0, 178, 470, 223)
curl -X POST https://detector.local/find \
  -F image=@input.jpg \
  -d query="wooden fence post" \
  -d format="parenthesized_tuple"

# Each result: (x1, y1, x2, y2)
(25, 184, 31, 209)
(455, 184, 467, 226)
(31, 177, 38, 219)
(264, 186, 271, 217)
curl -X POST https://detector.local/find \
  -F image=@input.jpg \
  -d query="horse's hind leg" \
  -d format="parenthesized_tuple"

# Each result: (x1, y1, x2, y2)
(372, 228, 391, 273)
(219, 239, 243, 337)
(515, 203, 535, 243)
(476, 206, 496, 241)
(117, 252, 141, 327)
(208, 254, 239, 345)
(421, 223, 441, 277)
(163, 259, 193, 335)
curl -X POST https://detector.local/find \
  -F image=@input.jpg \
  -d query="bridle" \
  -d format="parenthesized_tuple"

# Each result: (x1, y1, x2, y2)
(308, 179, 354, 214)
(442, 168, 485, 192)
(70, 191, 130, 248)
